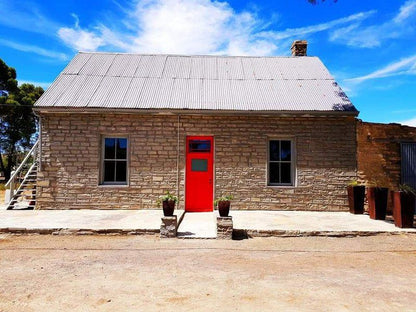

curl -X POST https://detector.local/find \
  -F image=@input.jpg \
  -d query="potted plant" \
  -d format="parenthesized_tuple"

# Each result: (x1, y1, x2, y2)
(214, 195, 234, 217)
(392, 184, 415, 228)
(157, 191, 178, 217)
(367, 182, 389, 220)
(347, 180, 365, 214)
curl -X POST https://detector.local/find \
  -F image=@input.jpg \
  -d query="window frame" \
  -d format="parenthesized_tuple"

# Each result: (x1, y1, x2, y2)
(267, 138, 296, 187)
(100, 135, 129, 186)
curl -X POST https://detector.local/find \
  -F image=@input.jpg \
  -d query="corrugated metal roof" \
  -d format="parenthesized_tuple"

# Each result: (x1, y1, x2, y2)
(35, 52, 356, 112)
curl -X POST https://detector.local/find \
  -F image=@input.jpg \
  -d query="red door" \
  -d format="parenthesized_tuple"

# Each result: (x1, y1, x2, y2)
(185, 136, 214, 212)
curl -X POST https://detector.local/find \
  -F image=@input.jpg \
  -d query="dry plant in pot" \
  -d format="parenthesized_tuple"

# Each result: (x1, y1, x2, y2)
(347, 180, 365, 214)
(157, 191, 178, 217)
(214, 195, 234, 217)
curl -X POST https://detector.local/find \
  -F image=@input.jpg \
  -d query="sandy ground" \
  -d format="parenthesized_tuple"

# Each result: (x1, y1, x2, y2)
(0, 234, 416, 311)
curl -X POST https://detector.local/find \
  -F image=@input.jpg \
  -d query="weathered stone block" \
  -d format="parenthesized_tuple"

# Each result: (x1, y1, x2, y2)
(160, 216, 177, 238)
(217, 216, 233, 240)
(37, 180, 50, 187)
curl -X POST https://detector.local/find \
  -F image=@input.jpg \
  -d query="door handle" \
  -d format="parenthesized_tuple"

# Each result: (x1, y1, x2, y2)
(209, 179, 212, 184)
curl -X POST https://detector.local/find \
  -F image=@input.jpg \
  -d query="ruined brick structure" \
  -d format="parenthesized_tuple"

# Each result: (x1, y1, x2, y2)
(357, 121, 416, 211)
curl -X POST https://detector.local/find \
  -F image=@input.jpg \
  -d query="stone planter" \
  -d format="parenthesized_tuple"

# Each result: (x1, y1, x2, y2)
(218, 201, 230, 217)
(392, 191, 415, 228)
(367, 187, 388, 220)
(162, 200, 175, 216)
(347, 185, 365, 214)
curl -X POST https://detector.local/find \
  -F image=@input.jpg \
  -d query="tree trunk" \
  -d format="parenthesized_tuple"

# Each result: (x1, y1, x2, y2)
(0, 152, 6, 180)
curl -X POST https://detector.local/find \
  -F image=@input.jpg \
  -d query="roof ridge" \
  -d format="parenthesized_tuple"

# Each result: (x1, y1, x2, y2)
(77, 51, 318, 59)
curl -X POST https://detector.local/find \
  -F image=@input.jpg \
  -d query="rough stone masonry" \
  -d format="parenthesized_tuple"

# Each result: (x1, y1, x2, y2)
(36, 113, 357, 211)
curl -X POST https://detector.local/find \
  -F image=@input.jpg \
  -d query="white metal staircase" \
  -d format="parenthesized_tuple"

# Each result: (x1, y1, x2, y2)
(4, 140, 39, 210)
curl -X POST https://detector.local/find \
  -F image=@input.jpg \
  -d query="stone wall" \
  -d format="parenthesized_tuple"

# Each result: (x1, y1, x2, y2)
(36, 113, 357, 211)
(357, 121, 416, 211)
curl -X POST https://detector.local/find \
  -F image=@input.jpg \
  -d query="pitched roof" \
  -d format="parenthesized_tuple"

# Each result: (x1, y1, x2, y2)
(34, 52, 356, 113)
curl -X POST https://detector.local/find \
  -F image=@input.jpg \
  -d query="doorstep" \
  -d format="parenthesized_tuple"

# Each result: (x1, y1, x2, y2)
(177, 212, 217, 239)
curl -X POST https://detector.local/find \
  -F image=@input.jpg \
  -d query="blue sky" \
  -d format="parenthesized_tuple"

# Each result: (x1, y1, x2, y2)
(0, 0, 415, 125)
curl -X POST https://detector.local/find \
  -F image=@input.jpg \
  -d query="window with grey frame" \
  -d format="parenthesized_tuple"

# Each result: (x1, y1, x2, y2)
(268, 140, 293, 186)
(102, 137, 128, 184)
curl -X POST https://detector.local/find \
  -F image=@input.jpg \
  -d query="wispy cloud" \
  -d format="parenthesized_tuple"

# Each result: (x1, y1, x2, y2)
(260, 10, 376, 40)
(58, 14, 104, 51)
(394, 0, 416, 23)
(0, 0, 59, 36)
(0, 38, 68, 61)
(329, 0, 416, 48)
(56, 0, 375, 56)
(346, 54, 416, 83)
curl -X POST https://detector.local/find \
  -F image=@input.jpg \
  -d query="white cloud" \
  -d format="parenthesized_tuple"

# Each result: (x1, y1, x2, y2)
(0, 0, 59, 36)
(56, 0, 374, 56)
(58, 27, 104, 51)
(394, 0, 416, 23)
(0, 38, 68, 61)
(58, 14, 104, 51)
(261, 10, 375, 40)
(329, 0, 416, 48)
(346, 54, 416, 83)
(400, 116, 416, 127)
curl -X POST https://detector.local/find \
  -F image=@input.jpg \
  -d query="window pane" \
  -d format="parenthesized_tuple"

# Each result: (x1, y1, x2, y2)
(269, 141, 280, 161)
(104, 161, 115, 182)
(189, 140, 211, 153)
(116, 161, 127, 182)
(191, 159, 208, 171)
(116, 138, 127, 159)
(104, 138, 116, 159)
(281, 141, 291, 161)
(269, 162, 280, 184)
(281, 163, 292, 184)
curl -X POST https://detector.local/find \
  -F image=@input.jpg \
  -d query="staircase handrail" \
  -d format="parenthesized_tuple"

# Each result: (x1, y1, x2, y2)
(6, 162, 37, 208)
(5, 139, 39, 187)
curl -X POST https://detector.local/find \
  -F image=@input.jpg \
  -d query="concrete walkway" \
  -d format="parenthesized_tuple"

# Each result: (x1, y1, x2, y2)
(231, 210, 416, 236)
(0, 209, 414, 237)
(177, 212, 217, 238)
(0, 210, 183, 235)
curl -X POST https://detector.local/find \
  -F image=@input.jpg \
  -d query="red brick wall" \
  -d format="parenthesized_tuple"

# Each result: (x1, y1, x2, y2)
(357, 121, 416, 211)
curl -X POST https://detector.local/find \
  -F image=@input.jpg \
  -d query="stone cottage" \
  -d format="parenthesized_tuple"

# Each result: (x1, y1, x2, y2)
(33, 41, 359, 211)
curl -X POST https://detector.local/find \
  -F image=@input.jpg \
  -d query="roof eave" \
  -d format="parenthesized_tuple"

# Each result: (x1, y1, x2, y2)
(33, 107, 359, 117)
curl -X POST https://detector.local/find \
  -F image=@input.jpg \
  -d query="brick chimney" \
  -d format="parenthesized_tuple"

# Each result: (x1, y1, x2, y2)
(291, 40, 307, 56)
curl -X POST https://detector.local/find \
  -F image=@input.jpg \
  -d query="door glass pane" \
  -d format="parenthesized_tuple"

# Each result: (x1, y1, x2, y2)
(269, 141, 280, 161)
(104, 161, 115, 182)
(269, 162, 280, 184)
(116, 138, 127, 159)
(189, 140, 211, 153)
(116, 161, 127, 182)
(104, 138, 115, 159)
(281, 163, 292, 184)
(191, 159, 208, 171)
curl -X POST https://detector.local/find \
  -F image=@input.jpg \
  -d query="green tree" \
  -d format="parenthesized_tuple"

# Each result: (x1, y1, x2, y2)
(0, 59, 44, 181)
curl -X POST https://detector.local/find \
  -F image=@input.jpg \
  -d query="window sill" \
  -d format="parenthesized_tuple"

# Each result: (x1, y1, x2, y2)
(98, 183, 129, 188)
(267, 185, 296, 188)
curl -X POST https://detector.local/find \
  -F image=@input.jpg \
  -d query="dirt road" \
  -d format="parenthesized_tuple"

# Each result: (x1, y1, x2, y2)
(1, 234, 416, 311)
